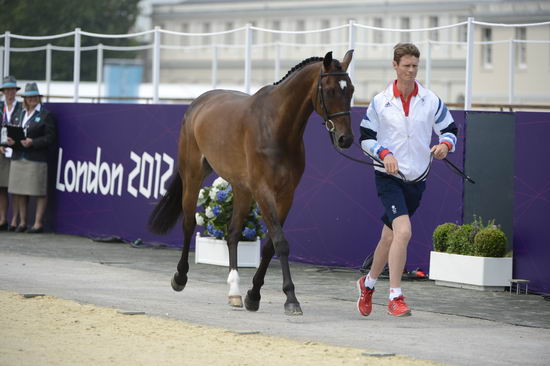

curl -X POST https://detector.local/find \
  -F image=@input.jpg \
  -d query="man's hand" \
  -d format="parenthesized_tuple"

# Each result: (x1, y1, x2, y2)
(383, 154, 398, 174)
(21, 138, 33, 148)
(431, 143, 449, 160)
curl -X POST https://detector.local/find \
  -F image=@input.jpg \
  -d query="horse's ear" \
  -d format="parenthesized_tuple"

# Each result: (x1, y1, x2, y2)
(341, 49, 354, 71)
(323, 51, 333, 71)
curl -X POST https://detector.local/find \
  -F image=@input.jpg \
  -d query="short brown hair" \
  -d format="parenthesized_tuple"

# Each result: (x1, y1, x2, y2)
(393, 43, 420, 64)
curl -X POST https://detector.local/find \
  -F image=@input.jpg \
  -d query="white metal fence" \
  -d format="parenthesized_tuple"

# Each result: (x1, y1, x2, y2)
(2, 18, 550, 108)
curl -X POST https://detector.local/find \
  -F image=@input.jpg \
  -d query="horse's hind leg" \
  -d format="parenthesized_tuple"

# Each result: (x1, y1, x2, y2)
(172, 155, 211, 291)
(244, 238, 275, 312)
(225, 187, 253, 308)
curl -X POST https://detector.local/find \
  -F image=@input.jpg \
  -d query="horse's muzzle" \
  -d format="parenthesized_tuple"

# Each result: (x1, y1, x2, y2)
(338, 134, 354, 149)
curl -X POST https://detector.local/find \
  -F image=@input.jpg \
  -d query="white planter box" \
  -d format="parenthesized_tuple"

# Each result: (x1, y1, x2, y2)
(194, 233, 261, 268)
(429, 251, 513, 291)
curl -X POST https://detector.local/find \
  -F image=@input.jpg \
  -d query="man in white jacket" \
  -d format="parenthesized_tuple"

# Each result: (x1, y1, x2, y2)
(357, 43, 458, 317)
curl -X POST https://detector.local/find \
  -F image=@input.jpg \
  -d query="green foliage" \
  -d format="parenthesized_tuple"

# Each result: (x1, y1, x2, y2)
(434, 215, 508, 258)
(473, 228, 507, 257)
(0, 0, 141, 81)
(446, 224, 475, 255)
(195, 177, 266, 241)
(432, 222, 458, 252)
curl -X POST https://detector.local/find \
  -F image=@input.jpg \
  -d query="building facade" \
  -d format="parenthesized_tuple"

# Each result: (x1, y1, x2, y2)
(147, 0, 550, 105)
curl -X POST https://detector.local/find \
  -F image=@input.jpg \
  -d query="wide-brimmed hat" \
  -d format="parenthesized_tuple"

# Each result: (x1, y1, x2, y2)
(0, 75, 20, 91)
(20, 82, 43, 97)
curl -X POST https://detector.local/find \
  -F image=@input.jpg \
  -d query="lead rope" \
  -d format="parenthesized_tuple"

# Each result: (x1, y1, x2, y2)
(326, 129, 473, 184)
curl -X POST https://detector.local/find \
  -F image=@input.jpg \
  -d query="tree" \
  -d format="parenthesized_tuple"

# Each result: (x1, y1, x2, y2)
(0, 0, 141, 81)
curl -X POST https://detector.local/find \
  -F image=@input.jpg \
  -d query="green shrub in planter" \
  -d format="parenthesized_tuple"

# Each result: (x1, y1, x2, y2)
(432, 223, 459, 252)
(446, 224, 475, 255)
(473, 227, 507, 257)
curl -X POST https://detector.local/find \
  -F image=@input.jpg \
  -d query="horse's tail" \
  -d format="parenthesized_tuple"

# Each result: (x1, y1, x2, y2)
(148, 173, 183, 234)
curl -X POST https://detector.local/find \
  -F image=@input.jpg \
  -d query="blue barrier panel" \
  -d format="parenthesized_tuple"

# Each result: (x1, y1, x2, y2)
(514, 112, 550, 294)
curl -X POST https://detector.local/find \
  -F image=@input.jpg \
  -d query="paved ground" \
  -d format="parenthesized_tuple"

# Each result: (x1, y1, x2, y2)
(1, 232, 550, 365)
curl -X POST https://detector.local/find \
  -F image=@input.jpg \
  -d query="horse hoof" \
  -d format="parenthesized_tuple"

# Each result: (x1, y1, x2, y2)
(284, 302, 303, 316)
(244, 292, 260, 312)
(171, 272, 187, 292)
(228, 295, 243, 308)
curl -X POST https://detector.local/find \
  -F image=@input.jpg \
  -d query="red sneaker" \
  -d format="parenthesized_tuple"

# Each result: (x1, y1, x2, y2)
(388, 295, 411, 317)
(356, 275, 375, 316)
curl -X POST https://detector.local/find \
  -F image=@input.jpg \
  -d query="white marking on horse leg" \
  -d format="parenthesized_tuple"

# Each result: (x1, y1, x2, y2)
(227, 269, 241, 297)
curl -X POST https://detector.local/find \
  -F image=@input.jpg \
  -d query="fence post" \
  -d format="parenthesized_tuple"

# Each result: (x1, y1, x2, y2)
(425, 40, 432, 89)
(508, 39, 515, 105)
(464, 17, 474, 110)
(211, 44, 218, 90)
(46, 44, 52, 102)
(152, 26, 161, 103)
(244, 23, 252, 94)
(4, 31, 10, 77)
(274, 41, 280, 83)
(348, 20, 356, 106)
(73, 28, 81, 103)
(97, 43, 103, 103)
(0, 47, 4, 81)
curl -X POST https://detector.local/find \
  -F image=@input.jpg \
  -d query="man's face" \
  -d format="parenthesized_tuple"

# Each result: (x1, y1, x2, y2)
(393, 55, 419, 82)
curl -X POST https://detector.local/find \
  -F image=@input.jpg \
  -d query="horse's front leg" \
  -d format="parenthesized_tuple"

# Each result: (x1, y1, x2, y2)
(254, 195, 301, 315)
(225, 188, 253, 308)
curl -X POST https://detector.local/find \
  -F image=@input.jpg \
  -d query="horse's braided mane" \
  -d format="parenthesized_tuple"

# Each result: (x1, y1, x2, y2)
(273, 56, 324, 85)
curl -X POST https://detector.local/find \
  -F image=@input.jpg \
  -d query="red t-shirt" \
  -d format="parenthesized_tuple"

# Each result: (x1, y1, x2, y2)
(393, 80, 418, 117)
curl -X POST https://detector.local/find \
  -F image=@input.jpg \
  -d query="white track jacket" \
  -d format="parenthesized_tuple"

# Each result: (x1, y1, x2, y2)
(360, 81, 457, 181)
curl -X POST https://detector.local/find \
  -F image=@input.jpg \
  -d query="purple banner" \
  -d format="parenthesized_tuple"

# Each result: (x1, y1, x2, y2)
(46, 103, 464, 276)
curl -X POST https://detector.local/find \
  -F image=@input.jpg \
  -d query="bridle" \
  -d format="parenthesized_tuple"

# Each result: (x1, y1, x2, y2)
(316, 69, 351, 133)
(316, 68, 475, 184)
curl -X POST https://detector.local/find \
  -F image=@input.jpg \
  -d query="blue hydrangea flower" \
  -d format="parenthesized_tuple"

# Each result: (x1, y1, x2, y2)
(207, 223, 215, 236)
(214, 228, 224, 239)
(242, 227, 256, 240)
(216, 190, 228, 202)
(212, 204, 222, 217)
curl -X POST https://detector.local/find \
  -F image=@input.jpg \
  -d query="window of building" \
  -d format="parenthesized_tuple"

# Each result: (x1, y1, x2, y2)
(249, 21, 257, 44)
(400, 17, 411, 42)
(180, 23, 189, 46)
(224, 22, 234, 45)
(457, 17, 467, 45)
(272, 20, 281, 42)
(202, 22, 211, 45)
(296, 19, 306, 44)
(321, 19, 330, 44)
(429, 16, 439, 41)
(515, 27, 527, 69)
(482, 27, 493, 68)
(373, 17, 383, 44)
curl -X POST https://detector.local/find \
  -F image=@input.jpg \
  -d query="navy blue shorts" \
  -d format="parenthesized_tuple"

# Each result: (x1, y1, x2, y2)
(374, 171, 426, 229)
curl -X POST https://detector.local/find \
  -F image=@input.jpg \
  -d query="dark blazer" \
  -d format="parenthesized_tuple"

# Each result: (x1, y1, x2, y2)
(11, 106, 57, 162)
(0, 100, 23, 126)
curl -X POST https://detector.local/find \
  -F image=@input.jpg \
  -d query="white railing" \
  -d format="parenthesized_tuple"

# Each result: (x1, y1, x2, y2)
(2, 18, 550, 108)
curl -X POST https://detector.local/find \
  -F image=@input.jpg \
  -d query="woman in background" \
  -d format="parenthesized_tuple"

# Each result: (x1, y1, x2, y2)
(6, 82, 56, 233)
(0, 76, 22, 231)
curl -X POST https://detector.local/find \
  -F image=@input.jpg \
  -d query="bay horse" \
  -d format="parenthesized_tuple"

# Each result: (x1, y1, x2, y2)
(149, 50, 355, 315)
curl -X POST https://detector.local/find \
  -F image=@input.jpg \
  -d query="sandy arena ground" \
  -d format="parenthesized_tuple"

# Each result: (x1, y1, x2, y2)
(0, 291, 440, 366)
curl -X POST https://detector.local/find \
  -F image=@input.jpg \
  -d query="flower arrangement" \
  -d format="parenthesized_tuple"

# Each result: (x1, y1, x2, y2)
(195, 176, 266, 241)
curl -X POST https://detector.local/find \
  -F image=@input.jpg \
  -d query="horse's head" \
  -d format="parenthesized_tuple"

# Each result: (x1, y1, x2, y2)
(314, 50, 355, 149)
